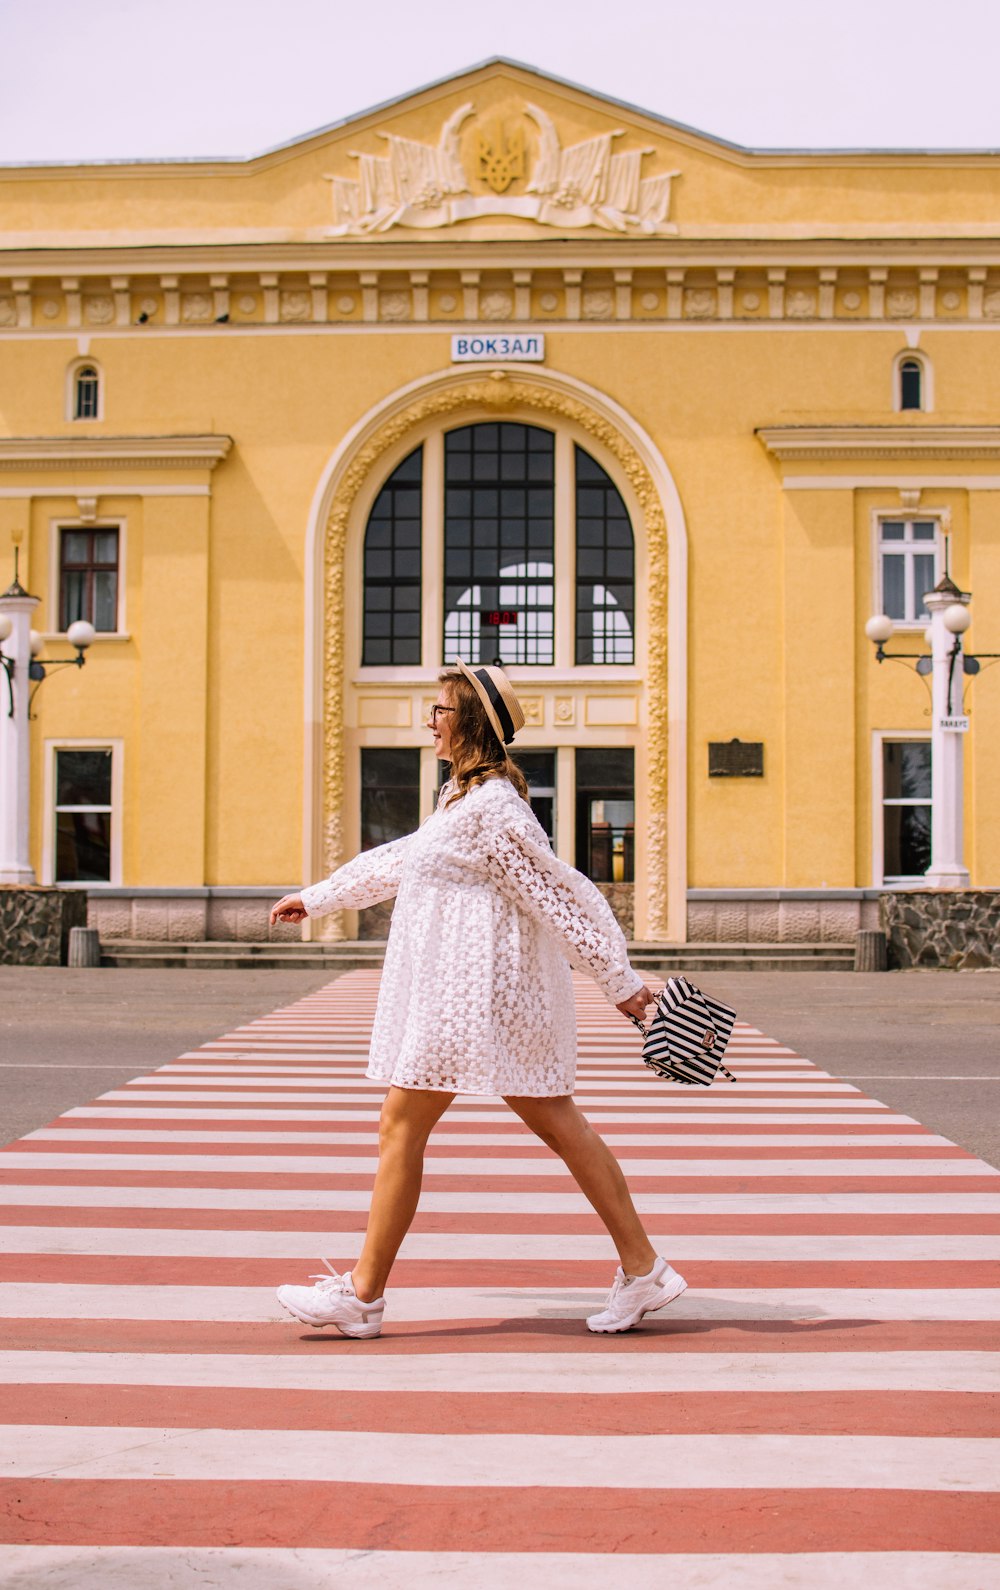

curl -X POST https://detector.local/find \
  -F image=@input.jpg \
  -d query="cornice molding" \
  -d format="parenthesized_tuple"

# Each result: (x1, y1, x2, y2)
(756, 425, 1000, 462)
(0, 435, 233, 471)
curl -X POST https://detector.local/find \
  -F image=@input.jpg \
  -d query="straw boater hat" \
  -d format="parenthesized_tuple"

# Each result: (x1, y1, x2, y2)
(453, 658, 525, 746)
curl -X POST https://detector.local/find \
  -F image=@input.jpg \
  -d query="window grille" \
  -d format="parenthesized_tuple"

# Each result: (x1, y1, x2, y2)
(362, 448, 422, 665)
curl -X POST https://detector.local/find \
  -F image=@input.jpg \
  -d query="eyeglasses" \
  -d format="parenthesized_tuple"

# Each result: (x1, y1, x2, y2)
(429, 705, 456, 725)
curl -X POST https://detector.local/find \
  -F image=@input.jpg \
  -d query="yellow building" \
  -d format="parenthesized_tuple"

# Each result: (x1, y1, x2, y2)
(1, 59, 998, 950)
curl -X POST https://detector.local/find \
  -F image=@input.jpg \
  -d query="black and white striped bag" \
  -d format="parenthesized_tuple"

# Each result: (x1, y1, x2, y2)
(626, 976, 737, 1086)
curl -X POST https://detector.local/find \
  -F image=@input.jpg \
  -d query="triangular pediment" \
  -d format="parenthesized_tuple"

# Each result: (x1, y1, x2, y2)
(267, 59, 700, 240)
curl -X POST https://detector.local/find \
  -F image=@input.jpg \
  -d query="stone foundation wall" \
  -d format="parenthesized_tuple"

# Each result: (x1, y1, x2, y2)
(686, 893, 880, 943)
(880, 890, 1000, 970)
(0, 886, 88, 965)
(87, 891, 301, 943)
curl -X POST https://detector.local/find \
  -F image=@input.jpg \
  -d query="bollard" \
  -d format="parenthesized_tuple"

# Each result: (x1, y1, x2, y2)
(67, 926, 101, 968)
(854, 929, 888, 973)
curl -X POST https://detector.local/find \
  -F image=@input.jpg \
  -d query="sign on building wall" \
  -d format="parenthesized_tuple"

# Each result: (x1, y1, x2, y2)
(451, 334, 545, 362)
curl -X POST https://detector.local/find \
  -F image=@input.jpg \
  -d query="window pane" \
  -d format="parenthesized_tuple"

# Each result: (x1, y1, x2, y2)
(62, 532, 91, 564)
(60, 570, 87, 630)
(899, 362, 922, 410)
(575, 749, 635, 882)
(94, 530, 118, 563)
(884, 740, 932, 800)
(56, 748, 112, 807)
(360, 748, 420, 849)
(882, 554, 906, 620)
(362, 448, 422, 665)
(912, 522, 936, 541)
(93, 570, 117, 631)
(913, 555, 936, 616)
(880, 522, 905, 542)
(575, 446, 634, 664)
(75, 370, 99, 420)
(884, 804, 931, 878)
(443, 423, 554, 665)
(56, 811, 111, 882)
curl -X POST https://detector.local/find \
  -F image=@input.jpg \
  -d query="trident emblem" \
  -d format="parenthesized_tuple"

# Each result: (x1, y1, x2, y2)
(477, 121, 525, 194)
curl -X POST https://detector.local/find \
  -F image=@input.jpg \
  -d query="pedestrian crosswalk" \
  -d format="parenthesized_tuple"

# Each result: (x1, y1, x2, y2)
(1, 969, 998, 1587)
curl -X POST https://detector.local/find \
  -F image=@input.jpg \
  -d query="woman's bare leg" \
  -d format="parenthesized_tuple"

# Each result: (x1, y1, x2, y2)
(504, 1093, 657, 1276)
(351, 1085, 456, 1302)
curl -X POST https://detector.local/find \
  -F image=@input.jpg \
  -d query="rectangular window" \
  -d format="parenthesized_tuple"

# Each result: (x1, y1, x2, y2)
(59, 527, 119, 632)
(54, 747, 113, 882)
(575, 747, 634, 883)
(360, 748, 421, 849)
(882, 739, 932, 881)
(443, 422, 555, 665)
(878, 519, 940, 624)
(512, 749, 556, 843)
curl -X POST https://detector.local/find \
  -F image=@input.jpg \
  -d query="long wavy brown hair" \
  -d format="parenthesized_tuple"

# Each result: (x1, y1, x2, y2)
(438, 669, 529, 807)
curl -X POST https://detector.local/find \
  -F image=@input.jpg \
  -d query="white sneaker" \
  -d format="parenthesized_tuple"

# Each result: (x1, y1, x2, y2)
(586, 1256, 687, 1333)
(276, 1269, 384, 1338)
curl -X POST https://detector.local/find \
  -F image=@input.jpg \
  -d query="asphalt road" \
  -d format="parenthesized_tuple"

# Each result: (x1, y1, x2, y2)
(2, 966, 998, 1167)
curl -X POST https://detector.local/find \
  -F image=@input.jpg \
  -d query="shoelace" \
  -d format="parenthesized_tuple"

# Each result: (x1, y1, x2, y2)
(603, 1271, 634, 1313)
(307, 1265, 348, 1295)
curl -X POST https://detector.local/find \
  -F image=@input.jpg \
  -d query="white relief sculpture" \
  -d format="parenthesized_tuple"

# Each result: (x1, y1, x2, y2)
(84, 296, 114, 325)
(325, 102, 679, 237)
(280, 290, 311, 322)
(379, 290, 410, 321)
(785, 290, 816, 318)
(181, 293, 212, 324)
(683, 288, 715, 319)
(886, 289, 918, 318)
(982, 289, 1000, 319)
(480, 289, 513, 320)
(0, 298, 15, 326)
(582, 288, 613, 320)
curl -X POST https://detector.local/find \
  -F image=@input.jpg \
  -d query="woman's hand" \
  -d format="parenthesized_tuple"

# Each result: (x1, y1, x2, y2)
(617, 984, 654, 1023)
(270, 892, 308, 926)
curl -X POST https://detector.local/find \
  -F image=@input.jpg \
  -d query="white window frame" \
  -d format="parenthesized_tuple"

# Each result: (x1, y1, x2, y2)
(65, 357, 104, 423)
(872, 729, 932, 887)
(42, 738, 124, 887)
(892, 349, 932, 413)
(871, 509, 945, 630)
(45, 514, 128, 639)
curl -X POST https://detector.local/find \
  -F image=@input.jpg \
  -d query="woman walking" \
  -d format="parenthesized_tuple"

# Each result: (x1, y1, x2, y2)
(270, 660, 687, 1337)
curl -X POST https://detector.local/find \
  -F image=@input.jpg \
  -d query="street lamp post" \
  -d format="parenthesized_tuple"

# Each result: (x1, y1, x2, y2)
(0, 546, 95, 885)
(866, 572, 998, 890)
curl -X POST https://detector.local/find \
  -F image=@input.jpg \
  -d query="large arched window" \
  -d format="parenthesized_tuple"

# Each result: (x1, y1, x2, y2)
(359, 421, 636, 668)
(361, 446, 422, 664)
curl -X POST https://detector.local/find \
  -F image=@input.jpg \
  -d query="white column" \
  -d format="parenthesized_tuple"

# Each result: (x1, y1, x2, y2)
(923, 587, 970, 888)
(0, 588, 41, 884)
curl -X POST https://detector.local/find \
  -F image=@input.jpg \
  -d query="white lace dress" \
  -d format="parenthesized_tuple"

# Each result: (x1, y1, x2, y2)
(301, 776, 643, 1096)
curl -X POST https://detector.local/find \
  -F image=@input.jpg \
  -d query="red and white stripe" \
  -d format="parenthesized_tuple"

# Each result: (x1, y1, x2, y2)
(1, 969, 998, 1587)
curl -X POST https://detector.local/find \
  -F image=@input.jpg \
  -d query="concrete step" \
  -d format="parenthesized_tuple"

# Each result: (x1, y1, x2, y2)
(99, 939, 856, 972)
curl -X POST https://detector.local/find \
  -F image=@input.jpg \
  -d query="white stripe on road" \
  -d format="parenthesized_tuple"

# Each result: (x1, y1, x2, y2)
(89, 1091, 893, 1107)
(0, 1550, 991, 1590)
(2, 1227, 994, 1261)
(4, 1152, 989, 1176)
(8, 1426, 998, 1490)
(1, 1284, 998, 1322)
(24, 1128, 953, 1149)
(2, 1350, 995, 1394)
(0, 1187, 996, 1214)
(61, 1108, 918, 1125)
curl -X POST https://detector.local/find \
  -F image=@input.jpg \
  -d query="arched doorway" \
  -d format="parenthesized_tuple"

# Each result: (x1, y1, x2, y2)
(303, 367, 688, 943)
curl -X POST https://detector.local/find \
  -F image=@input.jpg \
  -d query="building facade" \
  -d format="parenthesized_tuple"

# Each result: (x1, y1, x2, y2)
(1, 59, 998, 945)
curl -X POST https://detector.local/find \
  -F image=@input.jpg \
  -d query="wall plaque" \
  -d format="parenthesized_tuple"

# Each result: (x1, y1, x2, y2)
(709, 739, 764, 778)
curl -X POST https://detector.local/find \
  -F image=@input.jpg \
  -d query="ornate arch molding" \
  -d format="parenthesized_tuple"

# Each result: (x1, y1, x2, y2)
(309, 366, 687, 941)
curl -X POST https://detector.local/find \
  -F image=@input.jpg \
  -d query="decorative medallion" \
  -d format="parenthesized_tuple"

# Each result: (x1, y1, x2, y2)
(181, 293, 212, 324)
(84, 296, 114, 325)
(786, 290, 816, 318)
(336, 295, 356, 313)
(887, 289, 918, 318)
(280, 290, 311, 322)
(480, 289, 513, 321)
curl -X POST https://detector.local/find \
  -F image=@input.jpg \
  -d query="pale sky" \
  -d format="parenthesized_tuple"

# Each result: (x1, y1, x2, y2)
(1, 0, 999, 163)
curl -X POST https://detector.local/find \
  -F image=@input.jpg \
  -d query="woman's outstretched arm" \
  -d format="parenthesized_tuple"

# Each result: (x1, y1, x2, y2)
(271, 834, 412, 924)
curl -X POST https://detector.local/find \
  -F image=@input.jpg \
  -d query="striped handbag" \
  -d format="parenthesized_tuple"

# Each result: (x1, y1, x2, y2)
(626, 976, 738, 1086)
